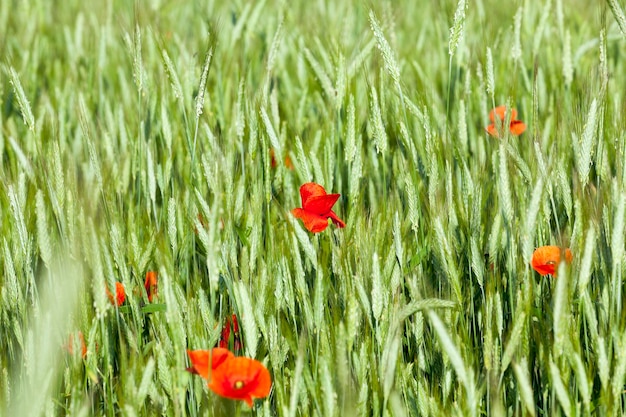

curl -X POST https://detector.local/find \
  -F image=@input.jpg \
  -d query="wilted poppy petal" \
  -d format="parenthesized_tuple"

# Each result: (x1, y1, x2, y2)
(299, 182, 328, 207)
(232, 315, 239, 333)
(269, 149, 278, 168)
(531, 246, 573, 277)
(304, 193, 341, 215)
(219, 318, 231, 349)
(208, 356, 271, 407)
(291, 208, 330, 233)
(327, 210, 346, 228)
(509, 120, 526, 135)
(187, 348, 234, 380)
(232, 315, 242, 353)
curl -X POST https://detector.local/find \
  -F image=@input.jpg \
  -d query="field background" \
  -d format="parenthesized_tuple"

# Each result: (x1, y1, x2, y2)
(2, 0, 626, 416)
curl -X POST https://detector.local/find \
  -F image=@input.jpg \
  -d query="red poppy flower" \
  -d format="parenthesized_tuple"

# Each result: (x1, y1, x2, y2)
(486, 105, 526, 137)
(531, 246, 573, 276)
(291, 182, 346, 233)
(106, 282, 126, 306)
(207, 355, 272, 407)
(144, 271, 158, 302)
(187, 348, 234, 380)
(66, 331, 87, 358)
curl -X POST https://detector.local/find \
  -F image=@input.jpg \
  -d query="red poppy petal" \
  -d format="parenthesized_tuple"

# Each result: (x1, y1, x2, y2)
(187, 350, 210, 379)
(269, 149, 277, 168)
(565, 248, 573, 264)
(144, 271, 158, 302)
(489, 106, 503, 122)
(208, 356, 271, 407)
(67, 332, 88, 358)
(284, 155, 294, 170)
(533, 263, 556, 276)
(490, 106, 517, 122)
(509, 120, 526, 135)
(327, 210, 345, 228)
(116, 282, 126, 306)
(210, 348, 234, 369)
(107, 282, 126, 306)
(292, 208, 330, 233)
(219, 318, 231, 349)
(77, 332, 87, 358)
(250, 362, 272, 398)
(299, 183, 327, 207)
(187, 348, 234, 379)
(531, 246, 573, 277)
(486, 124, 499, 137)
(304, 193, 341, 215)
(531, 246, 557, 275)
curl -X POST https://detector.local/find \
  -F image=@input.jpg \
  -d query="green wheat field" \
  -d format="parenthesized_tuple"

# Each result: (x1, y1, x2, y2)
(2, 0, 626, 415)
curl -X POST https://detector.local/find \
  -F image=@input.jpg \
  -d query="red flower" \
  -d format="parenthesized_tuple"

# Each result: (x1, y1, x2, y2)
(486, 105, 526, 137)
(208, 355, 271, 407)
(66, 331, 87, 358)
(144, 271, 158, 302)
(187, 348, 272, 407)
(531, 246, 573, 276)
(291, 182, 346, 233)
(219, 317, 231, 349)
(187, 348, 234, 380)
(106, 282, 126, 306)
